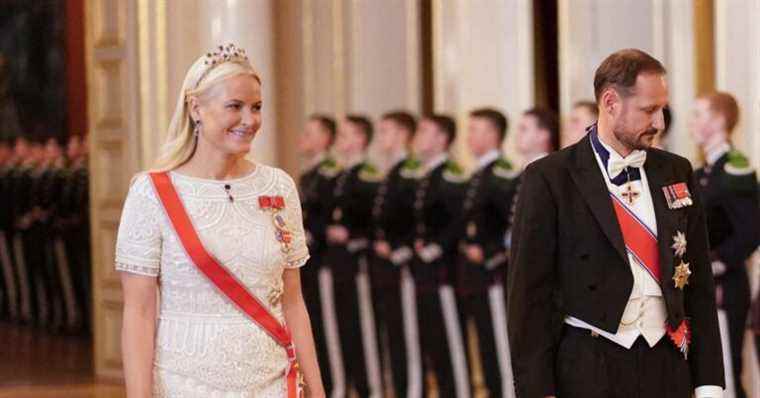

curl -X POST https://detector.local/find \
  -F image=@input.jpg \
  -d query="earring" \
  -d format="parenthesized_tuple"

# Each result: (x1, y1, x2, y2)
(194, 120, 201, 137)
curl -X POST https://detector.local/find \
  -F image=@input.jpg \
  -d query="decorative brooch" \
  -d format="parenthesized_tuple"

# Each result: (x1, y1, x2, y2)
(663, 182, 693, 210)
(671, 230, 691, 289)
(259, 195, 293, 254)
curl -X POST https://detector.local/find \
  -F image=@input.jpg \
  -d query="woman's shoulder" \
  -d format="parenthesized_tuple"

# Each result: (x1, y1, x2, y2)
(255, 163, 297, 189)
(125, 171, 160, 203)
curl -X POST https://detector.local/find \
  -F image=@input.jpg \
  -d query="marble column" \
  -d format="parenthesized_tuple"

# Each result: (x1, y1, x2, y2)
(432, 0, 534, 167)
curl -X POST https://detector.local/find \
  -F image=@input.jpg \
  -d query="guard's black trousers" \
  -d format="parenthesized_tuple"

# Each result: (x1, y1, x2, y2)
(418, 286, 457, 397)
(556, 326, 693, 398)
(301, 258, 332, 394)
(370, 260, 408, 397)
(458, 289, 501, 397)
(328, 247, 369, 397)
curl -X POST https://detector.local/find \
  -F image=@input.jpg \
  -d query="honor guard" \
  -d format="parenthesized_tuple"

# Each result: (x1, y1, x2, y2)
(410, 115, 471, 397)
(0, 138, 14, 319)
(297, 114, 337, 393)
(58, 134, 92, 334)
(456, 108, 517, 398)
(367, 111, 418, 397)
(691, 92, 760, 398)
(8, 137, 40, 325)
(323, 115, 380, 397)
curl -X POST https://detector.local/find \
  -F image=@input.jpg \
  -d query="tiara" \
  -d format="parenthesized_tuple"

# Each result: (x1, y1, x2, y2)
(193, 43, 251, 89)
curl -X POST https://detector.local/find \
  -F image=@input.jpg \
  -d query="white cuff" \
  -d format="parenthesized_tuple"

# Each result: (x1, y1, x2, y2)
(694, 385, 723, 398)
(347, 238, 368, 253)
(390, 246, 413, 265)
(711, 261, 726, 276)
(419, 244, 442, 263)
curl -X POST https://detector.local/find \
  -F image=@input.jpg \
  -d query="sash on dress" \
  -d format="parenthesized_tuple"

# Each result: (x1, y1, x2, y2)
(149, 172, 303, 398)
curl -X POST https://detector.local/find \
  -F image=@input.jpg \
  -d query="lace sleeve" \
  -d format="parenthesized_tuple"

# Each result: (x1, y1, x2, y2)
(114, 173, 163, 277)
(279, 169, 310, 269)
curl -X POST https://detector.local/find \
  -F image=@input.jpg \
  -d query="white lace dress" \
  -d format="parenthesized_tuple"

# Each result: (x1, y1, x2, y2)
(114, 165, 309, 397)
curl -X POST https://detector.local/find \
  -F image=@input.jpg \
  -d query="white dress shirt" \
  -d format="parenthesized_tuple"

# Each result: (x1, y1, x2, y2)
(476, 149, 500, 171)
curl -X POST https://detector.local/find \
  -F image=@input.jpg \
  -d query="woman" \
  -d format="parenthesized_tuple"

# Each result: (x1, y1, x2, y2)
(116, 43, 325, 397)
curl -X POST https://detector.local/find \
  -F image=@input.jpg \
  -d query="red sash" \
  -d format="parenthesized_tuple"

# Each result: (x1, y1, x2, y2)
(149, 172, 303, 397)
(610, 194, 660, 282)
(609, 193, 690, 358)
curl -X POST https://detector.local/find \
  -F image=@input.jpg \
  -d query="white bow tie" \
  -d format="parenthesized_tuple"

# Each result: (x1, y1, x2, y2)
(608, 150, 647, 179)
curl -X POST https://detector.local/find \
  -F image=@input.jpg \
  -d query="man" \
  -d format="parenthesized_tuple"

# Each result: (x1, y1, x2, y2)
(58, 134, 91, 334)
(690, 92, 760, 398)
(652, 106, 672, 150)
(323, 115, 380, 397)
(410, 115, 470, 397)
(457, 108, 518, 398)
(506, 107, 561, 267)
(368, 110, 418, 397)
(297, 114, 337, 393)
(508, 49, 724, 398)
(0, 138, 14, 319)
(563, 100, 598, 148)
(516, 107, 560, 166)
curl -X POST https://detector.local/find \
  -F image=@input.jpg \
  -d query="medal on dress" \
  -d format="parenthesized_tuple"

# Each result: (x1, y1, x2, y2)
(621, 182, 640, 205)
(673, 261, 691, 289)
(259, 195, 293, 254)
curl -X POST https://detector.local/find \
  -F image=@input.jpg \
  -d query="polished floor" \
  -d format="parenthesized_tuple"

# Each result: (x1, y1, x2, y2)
(0, 323, 125, 397)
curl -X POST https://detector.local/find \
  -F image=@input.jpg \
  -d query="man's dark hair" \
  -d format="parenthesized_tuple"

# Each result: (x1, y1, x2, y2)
(381, 110, 417, 136)
(593, 49, 667, 102)
(346, 114, 373, 147)
(309, 114, 337, 145)
(426, 114, 457, 149)
(573, 100, 599, 118)
(524, 107, 560, 152)
(470, 108, 508, 143)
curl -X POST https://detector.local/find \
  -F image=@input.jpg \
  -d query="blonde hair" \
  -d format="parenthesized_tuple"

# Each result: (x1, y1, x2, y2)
(152, 44, 261, 172)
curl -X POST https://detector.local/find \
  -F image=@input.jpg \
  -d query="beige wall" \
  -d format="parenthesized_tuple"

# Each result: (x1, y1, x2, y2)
(559, 0, 697, 161)
(432, 0, 534, 168)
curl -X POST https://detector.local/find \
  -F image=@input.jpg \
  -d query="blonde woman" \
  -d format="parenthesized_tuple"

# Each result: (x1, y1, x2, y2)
(116, 44, 325, 397)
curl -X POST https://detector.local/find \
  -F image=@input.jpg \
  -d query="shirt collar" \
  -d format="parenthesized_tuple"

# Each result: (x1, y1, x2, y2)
(426, 153, 448, 172)
(704, 140, 731, 165)
(476, 149, 500, 171)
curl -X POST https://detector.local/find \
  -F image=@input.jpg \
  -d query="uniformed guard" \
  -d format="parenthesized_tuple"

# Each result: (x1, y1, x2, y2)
(691, 92, 760, 398)
(10, 137, 42, 325)
(297, 114, 337, 392)
(368, 111, 418, 397)
(456, 108, 518, 398)
(409, 115, 470, 397)
(323, 115, 380, 397)
(0, 138, 14, 320)
(55, 134, 91, 334)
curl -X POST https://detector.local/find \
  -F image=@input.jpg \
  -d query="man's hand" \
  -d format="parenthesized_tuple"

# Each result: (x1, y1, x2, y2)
(327, 225, 349, 244)
(374, 241, 391, 258)
(465, 244, 484, 264)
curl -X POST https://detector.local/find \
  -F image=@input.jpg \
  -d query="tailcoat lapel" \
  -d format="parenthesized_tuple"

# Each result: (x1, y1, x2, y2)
(568, 135, 628, 264)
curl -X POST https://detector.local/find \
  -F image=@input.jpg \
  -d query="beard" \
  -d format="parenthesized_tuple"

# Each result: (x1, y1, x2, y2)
(613, 122, 658, 151)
